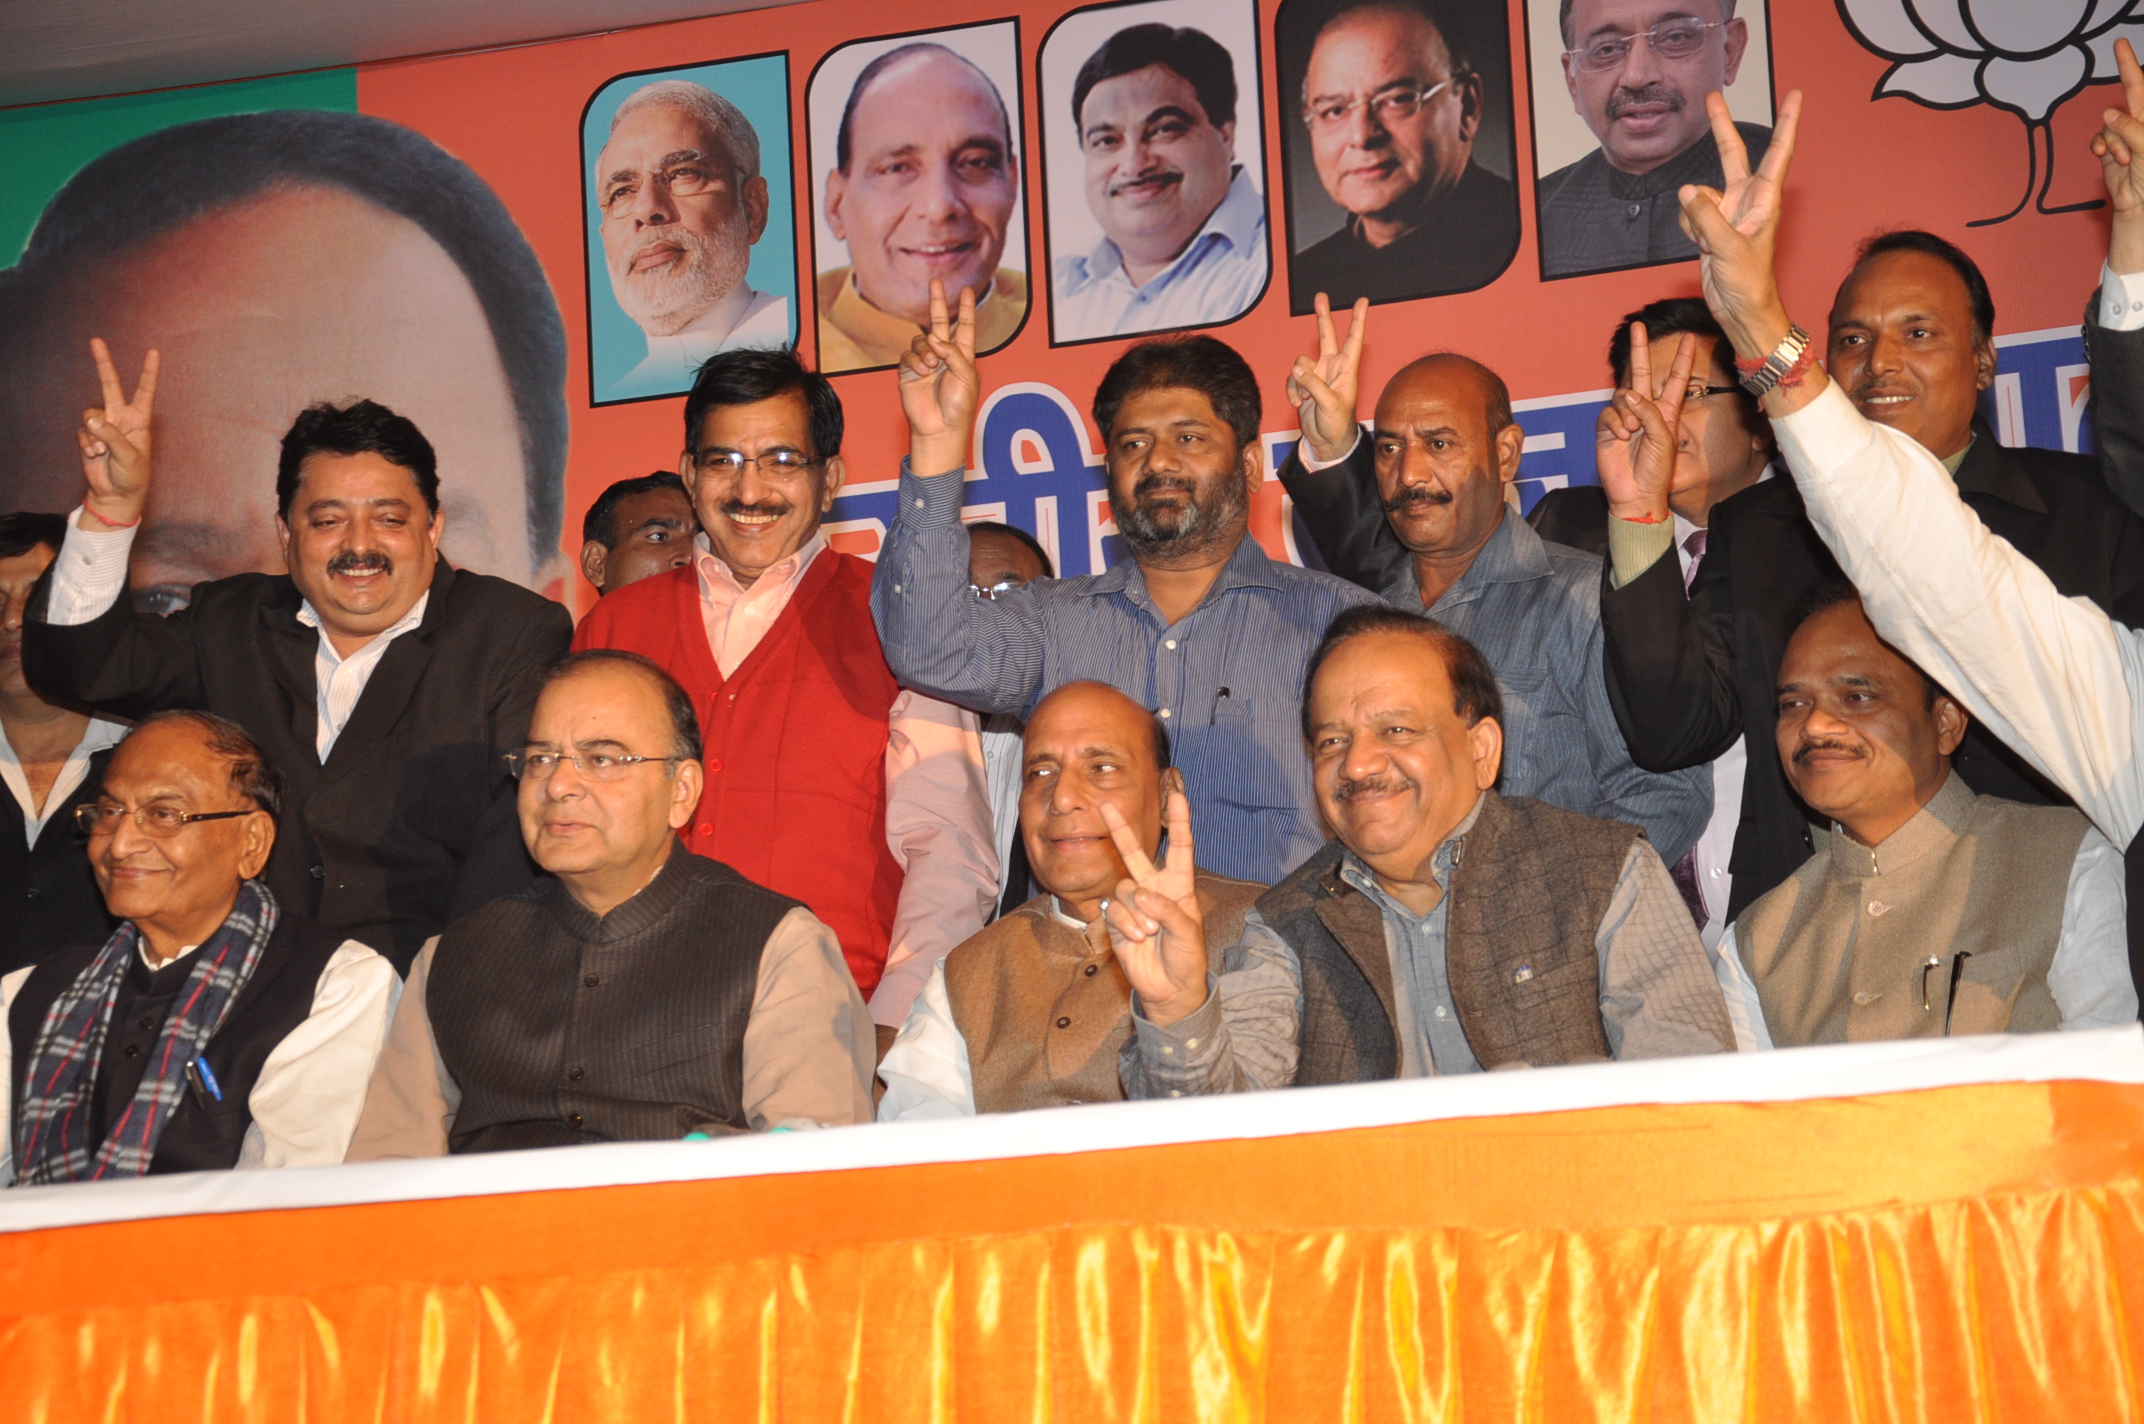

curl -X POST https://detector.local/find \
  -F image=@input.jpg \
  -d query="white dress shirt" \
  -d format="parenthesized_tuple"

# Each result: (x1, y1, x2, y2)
(0, 936, 398, 1183)
(617, 287, 790, 394)
(44, 509, 430, 762)
(2098, 261, 2144, 331)
(980, 713, 1025, 901)
(0, 715, 127, 848)
(1051, 167, 1269, 342)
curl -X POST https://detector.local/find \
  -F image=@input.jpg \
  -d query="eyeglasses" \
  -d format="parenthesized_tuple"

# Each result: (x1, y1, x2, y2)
(689, 450, 822, 477)
(1303, 79, 1451, 133)
(1567, 19, 1728, 72)
(75, 803, 259, 838)
(1683, 383, 1743, 402)
(599, 161, 739, 218)
(506, 751, 683, 782)
(968, 578, 1026, 601)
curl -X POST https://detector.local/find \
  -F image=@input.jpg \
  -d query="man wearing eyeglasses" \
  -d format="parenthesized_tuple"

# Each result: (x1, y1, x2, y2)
(2, 712, 395, 1185)
(1288, 0, 1519, 309)
(346, 652, 874, 1155)
(596, 78, 790, 398)
(1537, 0, 1770, 280)
(573, 349, 995, 1055)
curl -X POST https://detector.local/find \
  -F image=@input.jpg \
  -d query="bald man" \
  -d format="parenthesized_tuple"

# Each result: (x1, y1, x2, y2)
(878, 681, 1262, 1118)
(1279, 334, 1710, 869)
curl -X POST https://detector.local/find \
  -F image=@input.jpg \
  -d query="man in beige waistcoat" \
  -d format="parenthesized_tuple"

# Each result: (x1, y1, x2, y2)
(1726, 587, 2134, 1043)
(877, 680, 1261, 1117)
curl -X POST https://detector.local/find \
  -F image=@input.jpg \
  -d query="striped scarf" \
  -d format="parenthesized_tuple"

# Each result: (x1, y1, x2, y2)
(12, 880, 278, 1186)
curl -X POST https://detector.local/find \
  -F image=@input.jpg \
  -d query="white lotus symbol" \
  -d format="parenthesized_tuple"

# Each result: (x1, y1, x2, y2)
(1838, 0, 2144, 223)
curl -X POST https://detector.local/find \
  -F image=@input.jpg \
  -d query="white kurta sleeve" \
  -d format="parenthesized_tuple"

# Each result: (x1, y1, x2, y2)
(876, 960, 977, 1120)
(236, 941, 399, 1169)
(2049, 828, 2137, 1031)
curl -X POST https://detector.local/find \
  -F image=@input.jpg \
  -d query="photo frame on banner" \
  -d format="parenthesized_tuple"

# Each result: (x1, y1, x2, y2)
(1273, 0, 1520, 314)
(580, 53, 800, 405)
(805, 20, 1032, 376)
(1036, 0, 1272, 346)
(1523, 0, 1775, 281)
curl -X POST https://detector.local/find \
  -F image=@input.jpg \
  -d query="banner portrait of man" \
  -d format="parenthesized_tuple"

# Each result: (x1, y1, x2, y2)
(807, 23, 1031, 375)
(582, 56, 800, 403)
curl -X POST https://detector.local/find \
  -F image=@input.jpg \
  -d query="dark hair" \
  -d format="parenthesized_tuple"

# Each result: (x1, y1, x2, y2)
(1848, 230, 1996, 344)
(126, 710, 284, 819)
(1093, 335, 1262, 450)
(277, 401, 440, 520)
(1315, 0, 1476, 78)
(684, 347, 844, 461)
(1073, 23, 1237, 131)
(583, 472, 688, 547)
(1607, 297, 1729, 385)
(0, 110, 568, 569)
(541, 649, 704, 764)
(965, 520, 1056, 578)
(1559, 0, 1735, 48)
(1784, 579, 1945, 711)
(838, 43, 1013, 173)
(0, 511, 67, 561)
(1300, 605, 1503, 739)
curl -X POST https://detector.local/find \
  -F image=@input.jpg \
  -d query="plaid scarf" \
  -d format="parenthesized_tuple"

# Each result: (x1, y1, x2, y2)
(12, 880, 278, 1186)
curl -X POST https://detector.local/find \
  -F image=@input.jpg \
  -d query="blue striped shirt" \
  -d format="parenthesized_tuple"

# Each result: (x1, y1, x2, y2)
(872, 462, 1379, 884)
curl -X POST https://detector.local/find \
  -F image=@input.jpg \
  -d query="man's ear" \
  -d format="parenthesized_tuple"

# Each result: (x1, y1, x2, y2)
(1470, 715, 1504, 790)
(1457, 71, 1484, 142)
(1973, 336, 1998, 393)
(743, 174, 771, 245)
(579, 540, 609, 594)
(668, 759, 706, 829)
(1495, 420, 1526, 484)
(1240, 436, 1266, 494)
(824, 169, 848, 242)
(1722, 17, 1750, 85)
(238, 809, 277, 881)
(1159, 765, 1187, 801)
(820, 455, 848, 512)
(1933, 694, 1970, 758)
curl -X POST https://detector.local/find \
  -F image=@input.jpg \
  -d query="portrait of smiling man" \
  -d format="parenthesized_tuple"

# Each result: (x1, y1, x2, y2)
(1050, 16, 1271, 342)
(1534, 0, 1772, 278)
(815, 35, 1029, 374)
(594, 76, 791, 397)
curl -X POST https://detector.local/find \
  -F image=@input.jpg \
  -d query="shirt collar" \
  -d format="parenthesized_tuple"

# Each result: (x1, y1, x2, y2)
(1414, 506, 1546, 608)
(1084, 529, 1285, 610)
(1335, 792, 1487, 917)
(1080, 167, 1261, 284)
(296, 591, 430, 660)
(695, 528, 828, 596)
(1826, 770, 1975, 878)
(0, 714, 126, 768)
(1949, 423, 2050, 514)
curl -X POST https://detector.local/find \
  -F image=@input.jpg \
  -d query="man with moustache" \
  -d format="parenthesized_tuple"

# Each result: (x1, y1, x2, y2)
(879, 681, 1262, 1117)
(1105, 607, 1737, 1093)
(23, 349, 572, 971)
(817, 43, 1028, 373)
(0, 513, 124, 975)
(346, 652, 875, 1156)
(1289, 0, 1519, 308)
(1537, 0, 1770, 278)
(877, 284, 1378, 887)
(579, 472, 698, 598)
(1276, 313, 1711, 867)
(1723, 589, 2132, 1043)
(574, 348, 996, 1046)
(1052, 24, 1269, 342)
(2, 713, 396, 1184)
(596, 79, 789, 396)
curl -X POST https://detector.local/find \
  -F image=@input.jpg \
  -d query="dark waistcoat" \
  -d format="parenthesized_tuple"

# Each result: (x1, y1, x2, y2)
(425, 846, 798, 1153)
(1257, 793, 1638, 1084)
(0, 747, 119, 977)
(8, 912, 345, 1174)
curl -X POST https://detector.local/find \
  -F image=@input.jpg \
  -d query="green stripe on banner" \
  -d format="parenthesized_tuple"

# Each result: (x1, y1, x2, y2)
(0, 69, 358, 264)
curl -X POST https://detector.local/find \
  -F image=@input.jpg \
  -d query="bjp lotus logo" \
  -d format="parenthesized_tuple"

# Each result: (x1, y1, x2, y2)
(1838, 0, 2144, 224)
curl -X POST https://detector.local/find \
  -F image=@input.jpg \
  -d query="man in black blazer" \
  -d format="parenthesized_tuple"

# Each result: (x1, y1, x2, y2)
(22, 343, 570, 973)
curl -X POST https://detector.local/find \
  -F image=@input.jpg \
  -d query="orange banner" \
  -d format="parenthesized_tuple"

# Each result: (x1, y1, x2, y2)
(5, 1077, 2141, 1421)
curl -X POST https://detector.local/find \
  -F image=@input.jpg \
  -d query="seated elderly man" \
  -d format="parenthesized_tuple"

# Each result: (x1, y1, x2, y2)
(1105, 606, 1737, 1091)
(1, 712, 396, 1185)
(878, 681, 1262, 1117)
(347, 651, 874, 1156)
(1725, 588, 2133, 1043)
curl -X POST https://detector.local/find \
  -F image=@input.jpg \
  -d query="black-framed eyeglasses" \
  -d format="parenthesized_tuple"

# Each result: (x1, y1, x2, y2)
(1683, 383, 1743, 402)
(1566, 18, 1728, 72)
(690, 450, 822, 477)
(75, 803, 259, 838)
(506, 751, 684, 782)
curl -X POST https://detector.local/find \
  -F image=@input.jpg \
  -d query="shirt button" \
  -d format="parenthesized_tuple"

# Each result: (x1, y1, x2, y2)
(1158, 708, 1171, 719)
(1164, 639, 1177, 650)
(567, 1067, 585, 1082)
(1056, 1016, 1071, 1028)
(1185, 1037, 1199, 1050)
(1169, 1090, 1183, 1098)
(1084, 963, 1098, 976)
(1852, 990, 1879, 1005)
(123, 1044, 140, 1058)
(1434, 1005, 1448, 1019)
(139, 1016, 157, 1032)
(1710, 867, 1723, 878)
(1626, 203, 1642, 218)
(584, 974, 600, 988)
(914, 498, 926, 508)
(1868, 901, 1889, 916)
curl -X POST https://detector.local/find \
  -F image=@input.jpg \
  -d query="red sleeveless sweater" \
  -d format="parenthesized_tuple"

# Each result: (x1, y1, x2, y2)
(572, 554, 903, 994)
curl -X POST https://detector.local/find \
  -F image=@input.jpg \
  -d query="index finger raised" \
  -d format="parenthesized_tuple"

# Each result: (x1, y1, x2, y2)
(1340, 297, 1369, 371)
(1754, 89, 1801, 190)
(1161, 787, 1195, 877)
(1099, 801, 1160, 884)
(1706, 92, 1750, 187)
(131, 349, 161, 415)
(89, 338, 124, 411)
(928, 279, 950, 342)
(1626, 320, 1653, 395)
(956, 284, 977, 360)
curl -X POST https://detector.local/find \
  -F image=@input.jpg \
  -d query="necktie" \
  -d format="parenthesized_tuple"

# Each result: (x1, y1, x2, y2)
(1669, 524, 1712, 929)
(1682, 526, 1708, 592)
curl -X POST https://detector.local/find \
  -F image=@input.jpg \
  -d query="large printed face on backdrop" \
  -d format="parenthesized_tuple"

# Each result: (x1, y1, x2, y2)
(1559, 0, 1747, 175)
(1078, 59, 1239, 276)
(1302, 5, 1479, 222)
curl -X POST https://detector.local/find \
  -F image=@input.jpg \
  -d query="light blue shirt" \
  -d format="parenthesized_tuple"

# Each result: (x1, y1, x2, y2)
(1051, 167, 1269, 342)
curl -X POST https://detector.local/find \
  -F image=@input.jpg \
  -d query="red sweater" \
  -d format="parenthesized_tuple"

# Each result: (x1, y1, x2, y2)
(573, 554, 903, 994)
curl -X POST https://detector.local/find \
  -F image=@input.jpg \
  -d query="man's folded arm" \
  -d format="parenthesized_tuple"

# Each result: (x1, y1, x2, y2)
(870, 460, 1049, 716)
(1274, 433, 1411, 595)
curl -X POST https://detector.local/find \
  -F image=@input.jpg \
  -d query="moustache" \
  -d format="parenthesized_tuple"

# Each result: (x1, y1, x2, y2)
(327, 551, 393, 576)
(1606, 84, 1684, 119)
(1334, 773, 1417, 802)
(1109, 169, 1183, 199)
(1381, 484, 1452, 514)
(1793, 738, 1867, 768)
(1133, 475, 1198, 503)
(720, 500, 794, 520)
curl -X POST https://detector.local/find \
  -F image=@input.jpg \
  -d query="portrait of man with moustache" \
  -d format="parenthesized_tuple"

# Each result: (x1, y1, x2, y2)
(588, 70, 796, 399)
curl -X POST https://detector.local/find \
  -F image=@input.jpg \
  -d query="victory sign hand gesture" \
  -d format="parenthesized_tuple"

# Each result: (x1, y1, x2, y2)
(1677, 90, 1802, 363)
(1596, 321, 1698, 526)
(899, 280, 980, 478)
(1285, 293, 1369, 464)
(78, 338, 161, 529)
(1100, 788, 1208, 1028)
(2093, 38, 2144, 275)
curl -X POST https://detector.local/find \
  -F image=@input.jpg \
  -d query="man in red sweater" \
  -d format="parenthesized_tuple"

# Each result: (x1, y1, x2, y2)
(574, 349, 996, 1055)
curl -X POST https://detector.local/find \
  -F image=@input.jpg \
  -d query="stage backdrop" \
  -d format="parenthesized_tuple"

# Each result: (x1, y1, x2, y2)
(0, 2, 2133, 611)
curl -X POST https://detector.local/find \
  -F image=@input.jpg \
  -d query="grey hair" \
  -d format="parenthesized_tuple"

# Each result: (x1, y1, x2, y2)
(610, 79, 763, 181)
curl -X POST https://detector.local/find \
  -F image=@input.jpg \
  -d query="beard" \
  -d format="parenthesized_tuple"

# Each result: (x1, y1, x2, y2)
(610, 211, 753, 337)
(1110, 468, 1251, 558)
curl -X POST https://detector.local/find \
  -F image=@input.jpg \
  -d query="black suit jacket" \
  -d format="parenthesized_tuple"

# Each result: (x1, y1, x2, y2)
(1526, 485, 1611, 557)
(1599, 424, 2144, 921)
(0, 746, 118, 976)
(22, 560, 571, 971)
(2086, 295, 2144, 520)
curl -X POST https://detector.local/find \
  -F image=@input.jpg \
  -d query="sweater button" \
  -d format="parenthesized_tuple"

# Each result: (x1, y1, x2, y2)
(123, 1044, 140, 1058)
(569, 1113, 584, 1127)
(584, 974, 600, 988)
(706, 758, 722, 774)
(1056, 1016, 1071, 1028)
(696, 823, 712, 837)
(567, 1067, 585, 1081)
(139, 1016, 157, 1032)
(1083, 963, 1098, 976)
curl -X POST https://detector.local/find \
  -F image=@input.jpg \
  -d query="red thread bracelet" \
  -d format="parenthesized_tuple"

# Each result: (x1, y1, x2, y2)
(1773, 339, 1819, 389)
(80, 500, 140, 531)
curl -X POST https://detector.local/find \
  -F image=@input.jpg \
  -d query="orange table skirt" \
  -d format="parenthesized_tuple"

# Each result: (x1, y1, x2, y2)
(4, 1079, 2142, 1421)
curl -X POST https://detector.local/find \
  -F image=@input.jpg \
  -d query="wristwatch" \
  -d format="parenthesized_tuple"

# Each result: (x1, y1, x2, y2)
(1738, 324, 1813, 398)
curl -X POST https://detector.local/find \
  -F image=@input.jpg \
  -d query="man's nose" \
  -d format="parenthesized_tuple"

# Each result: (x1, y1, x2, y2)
(1617, 32, 1667, 85)
(1337, 735, 1387, 785)
(0, 594, 20, 635)
(1863, 331, 1907, 376)
(1344, 98, 1389, 148)
(1802, 703, 1853, 740)
(914, 158, 967, 222)
(633, 175, 676, 227)
(1049, 772, 1086, 816)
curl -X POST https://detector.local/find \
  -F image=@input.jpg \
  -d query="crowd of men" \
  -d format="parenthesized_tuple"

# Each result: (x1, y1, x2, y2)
(8, 65, 2144, 1186)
